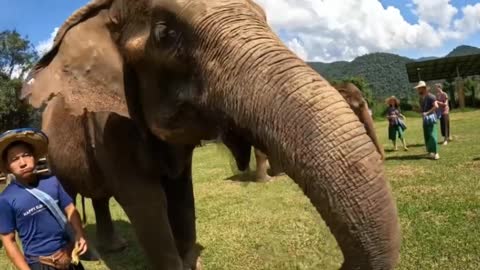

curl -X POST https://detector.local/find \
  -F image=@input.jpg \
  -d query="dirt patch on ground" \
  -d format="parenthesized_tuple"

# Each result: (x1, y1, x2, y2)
(387, 165, 426, 181)
(398, 185, 441, 195)
(455, 161, 480, 173)
(420, 211, 448, 225)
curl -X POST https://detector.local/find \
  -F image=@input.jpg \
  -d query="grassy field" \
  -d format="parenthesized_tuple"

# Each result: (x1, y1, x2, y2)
(1, 110, 479, 269)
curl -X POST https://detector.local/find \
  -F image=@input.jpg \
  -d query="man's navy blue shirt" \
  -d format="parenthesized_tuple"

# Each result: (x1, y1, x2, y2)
(0, 175, 73, 263)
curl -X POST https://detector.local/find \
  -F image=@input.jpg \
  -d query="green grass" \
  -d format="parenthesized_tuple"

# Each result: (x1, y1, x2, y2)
(1, 110, 479, 269)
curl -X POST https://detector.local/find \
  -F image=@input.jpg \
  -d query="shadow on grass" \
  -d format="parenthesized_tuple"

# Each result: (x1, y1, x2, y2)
(225, 171, 259, 183)
(225, 170, 286, 183)
(406, 143, 425, 148)
(385, 144, 424, 153)
(83, 220, 148, 270)
(386, 154, 427, 161)
(473, 157, 480, 161)
(83, 221, 204, 270)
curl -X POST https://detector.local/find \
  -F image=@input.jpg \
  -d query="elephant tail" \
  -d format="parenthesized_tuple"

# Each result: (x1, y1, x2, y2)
(81, 195, 87, 225)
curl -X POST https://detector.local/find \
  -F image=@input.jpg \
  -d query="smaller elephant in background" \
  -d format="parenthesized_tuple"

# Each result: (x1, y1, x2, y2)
(333, 82, 384, 160)
(227, 82, 385, 181)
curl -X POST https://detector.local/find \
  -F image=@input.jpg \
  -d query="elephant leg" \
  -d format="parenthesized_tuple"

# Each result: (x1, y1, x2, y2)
(95, 113, 186, 269)
(163, 169, 200, 270)
(92, 197, 127, 252)
(114, 180, 183, 270)
(221, 129, 252, 172)
(267, 154, 285, 177)
(254, 148, 271, 182)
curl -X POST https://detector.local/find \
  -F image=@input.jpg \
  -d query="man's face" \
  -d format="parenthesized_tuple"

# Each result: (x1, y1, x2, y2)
(416, 86, 427, 96)
(6, 144, 36, 180)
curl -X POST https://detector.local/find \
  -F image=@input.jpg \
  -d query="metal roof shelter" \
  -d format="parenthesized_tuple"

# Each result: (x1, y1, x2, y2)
(406, 53, 480, 82)
(405, 53, 480, 108)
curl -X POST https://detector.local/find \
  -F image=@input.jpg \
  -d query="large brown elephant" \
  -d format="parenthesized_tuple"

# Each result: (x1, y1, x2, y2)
(22, 0, 400, 269)
(30, 94, 201, 269)
(238, 82, 386, 181)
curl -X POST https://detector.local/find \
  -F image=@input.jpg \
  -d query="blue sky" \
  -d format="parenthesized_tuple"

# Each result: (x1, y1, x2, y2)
(0, 0, 87, 45)
(1, 0, 479, 62)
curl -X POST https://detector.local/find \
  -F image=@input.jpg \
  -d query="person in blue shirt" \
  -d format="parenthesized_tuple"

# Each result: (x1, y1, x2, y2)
(414, 81, 440, 160)
(0, 129, 87, 270)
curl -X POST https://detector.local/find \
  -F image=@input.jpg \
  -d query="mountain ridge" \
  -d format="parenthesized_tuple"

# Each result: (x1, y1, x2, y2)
(306, 44, 480, 100)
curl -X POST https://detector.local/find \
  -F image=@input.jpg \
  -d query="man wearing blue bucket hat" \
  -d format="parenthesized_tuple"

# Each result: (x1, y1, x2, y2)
(0, 128, 87, 270)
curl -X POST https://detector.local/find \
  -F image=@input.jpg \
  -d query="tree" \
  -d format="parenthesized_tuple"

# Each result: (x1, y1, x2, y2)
(464, 77, 479, 107)
(0, 30, 40, 131)
(0, 30, 38, 79)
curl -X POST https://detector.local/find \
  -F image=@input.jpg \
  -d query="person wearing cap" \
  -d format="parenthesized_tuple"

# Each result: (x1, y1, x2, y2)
(0, 128, 87, 270)
(385, 96, 408, 151)
(414, 81, 440, 160)
(435, 83, 451, 145)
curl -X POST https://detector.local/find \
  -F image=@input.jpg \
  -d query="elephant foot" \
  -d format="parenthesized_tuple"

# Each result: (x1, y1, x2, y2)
(256, 174, 272, 182)
(194, 256, 203, 270)
(182, 244, 203, 270)
(97, 234, 128, 253)
(268, 169, 285, 177)
(184, 256, 202, 270)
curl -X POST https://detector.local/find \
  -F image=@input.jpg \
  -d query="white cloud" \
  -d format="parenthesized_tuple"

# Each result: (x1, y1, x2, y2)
(254, 0, 479, 62)
(286, 38, 309, 60)
(412, 0, 458, 28)
(454, 3, 480, 34)
(36, 27, 59, 57)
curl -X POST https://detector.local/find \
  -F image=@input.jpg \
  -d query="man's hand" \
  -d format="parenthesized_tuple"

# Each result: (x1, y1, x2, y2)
(75, 235, 88, 255)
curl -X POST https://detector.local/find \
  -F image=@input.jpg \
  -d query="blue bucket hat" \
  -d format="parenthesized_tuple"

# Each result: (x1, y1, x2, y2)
(0, 128, 49, 173)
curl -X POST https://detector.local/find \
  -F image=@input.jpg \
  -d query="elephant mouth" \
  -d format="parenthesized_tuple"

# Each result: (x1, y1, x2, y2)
(149, 120, 218, 145)
(151, 126, 196, 144)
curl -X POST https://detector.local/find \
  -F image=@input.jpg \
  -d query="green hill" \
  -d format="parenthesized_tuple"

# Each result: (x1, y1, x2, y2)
(308, 53, 414, 100)
(446, 45, 480, 57)
(307, 44, 480, 101)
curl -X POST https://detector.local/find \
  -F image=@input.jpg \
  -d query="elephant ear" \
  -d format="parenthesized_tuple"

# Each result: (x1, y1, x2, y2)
(21, 0, 129, 117)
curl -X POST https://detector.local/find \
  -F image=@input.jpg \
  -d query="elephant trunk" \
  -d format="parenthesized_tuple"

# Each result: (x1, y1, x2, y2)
(192, 7, 400, 269)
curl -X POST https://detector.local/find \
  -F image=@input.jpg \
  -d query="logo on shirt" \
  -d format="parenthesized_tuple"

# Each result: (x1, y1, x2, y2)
(22, 200, 59, 217)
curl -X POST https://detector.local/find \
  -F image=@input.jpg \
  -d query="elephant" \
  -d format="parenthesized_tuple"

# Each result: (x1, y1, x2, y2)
(233, 82, 386, 181)
(29, 94, 202, 269)
(22, 0, 401, 269)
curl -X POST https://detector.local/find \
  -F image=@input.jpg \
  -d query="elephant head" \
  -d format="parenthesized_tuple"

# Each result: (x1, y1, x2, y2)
(332, 82, 386, 160)
(22, 0, 400, 268)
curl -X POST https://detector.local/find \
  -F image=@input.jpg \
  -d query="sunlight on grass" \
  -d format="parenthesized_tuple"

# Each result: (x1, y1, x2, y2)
(1, 110, 479, 269)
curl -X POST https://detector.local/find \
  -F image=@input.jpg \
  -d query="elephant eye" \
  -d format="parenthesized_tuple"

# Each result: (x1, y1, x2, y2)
(168, 30, 177, 38)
